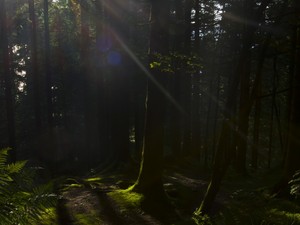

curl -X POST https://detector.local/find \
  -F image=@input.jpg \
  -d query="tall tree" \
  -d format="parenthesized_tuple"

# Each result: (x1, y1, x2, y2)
(132, 0, 170, 198)
(235, 0, 255, 175)
(80, 1, 98, 162)
(169, 0, 185, 157)
(0, 0, 16, 161)
(43, 0, 53, 128)
(195, 0, 272, 214)
(181, 0, 193, 155)
(274, 0, 300, 195)
(106, 0, 131, 164)
(28, 0, 42, 133)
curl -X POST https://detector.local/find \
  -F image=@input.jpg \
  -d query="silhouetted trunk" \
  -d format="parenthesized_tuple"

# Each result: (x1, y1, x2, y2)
(28, 0, 41, 133)
(43, 0, 53, 128)
(132, 0, 169, 198)
(191, 75, 202, 157)
(105, 0, 131, 164)
(194, 0, 200, 51)
(268, 57, 278, 169)
(169, 0, 184, 157)
(274, 0, 300, 195)
(211, 73, 220, 164)
(204, 64, 215, 168)
(251, 34, 271, 170)
(55, 14, 68, 127)
(252, 84, 261, 170)
(235, 0, 255, 175)
(95, 0, 109, 160)
(109, 65, 130, 164)
(0, 0, 16, 161)
(196, 0, 272, 213)
(80, 2, 97, 161)
(170, 71, 183, 157)
(197, 46, 242, 213)
(235, 0, 273, 174)
(181, 0, 193, 155)
(250, 0, 288, 169)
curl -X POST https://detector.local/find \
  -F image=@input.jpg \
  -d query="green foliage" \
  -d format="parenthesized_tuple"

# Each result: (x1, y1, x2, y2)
(289, 170, 300, 198)
(192, 213, 213, 225)
(212, 189, 300, 225)
(74, 212, 103, 225)
(150, 53, 203, 74)
(0, 148, 57, 225)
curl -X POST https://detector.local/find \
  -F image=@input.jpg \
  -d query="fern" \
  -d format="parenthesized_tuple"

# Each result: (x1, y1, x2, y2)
(0, 148, 57, 225)
(289, 170, 300, 198)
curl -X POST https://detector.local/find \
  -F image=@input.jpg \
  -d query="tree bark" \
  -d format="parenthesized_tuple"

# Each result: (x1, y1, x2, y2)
(80, 2, 97, 163)
(43, 0, 53, 128)
(196, 0, 272, 213)
(273, 0, 300, 195)
(28, 0, 42, 133)
(132, 0, 169, 198)
(181, 0, 193, 155)
(0, 0, 16, 161)
(235, 0, 255, 175)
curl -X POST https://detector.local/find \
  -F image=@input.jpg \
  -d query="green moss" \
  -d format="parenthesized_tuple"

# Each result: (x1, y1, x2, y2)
(108, 189, 144, 212)
(83, 177, 102, 183)
(74, 212, 103, 225)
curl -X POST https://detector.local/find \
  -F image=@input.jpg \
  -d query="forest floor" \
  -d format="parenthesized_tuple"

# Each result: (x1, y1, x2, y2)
(48, 162, 300, 225)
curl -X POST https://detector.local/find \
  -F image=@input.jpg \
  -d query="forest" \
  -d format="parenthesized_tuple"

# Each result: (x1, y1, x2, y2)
(0, 0, 300, 224)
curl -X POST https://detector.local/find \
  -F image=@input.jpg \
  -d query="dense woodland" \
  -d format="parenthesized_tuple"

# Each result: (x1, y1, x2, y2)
(0, 0, 300, 224)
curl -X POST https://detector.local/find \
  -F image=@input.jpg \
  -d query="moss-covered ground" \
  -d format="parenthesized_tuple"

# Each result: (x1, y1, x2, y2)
(39, 165, 300, 225)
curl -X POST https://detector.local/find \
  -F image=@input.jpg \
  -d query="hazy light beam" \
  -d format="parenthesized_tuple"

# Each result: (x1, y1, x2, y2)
(113, 35, 186, 115)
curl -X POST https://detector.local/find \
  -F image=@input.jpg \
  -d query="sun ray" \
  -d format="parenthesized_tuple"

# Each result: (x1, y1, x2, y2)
(112, 32, 186, 115)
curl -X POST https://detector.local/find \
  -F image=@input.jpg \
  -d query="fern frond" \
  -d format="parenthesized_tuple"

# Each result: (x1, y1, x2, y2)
(6, 160, 27, 174)
(289, 170, 300, 197)
(0, 148, 57, 225)
(0, 148, 10, 168)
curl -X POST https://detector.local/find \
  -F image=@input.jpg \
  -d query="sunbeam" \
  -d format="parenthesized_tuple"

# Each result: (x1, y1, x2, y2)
(110, 29, 186, 115)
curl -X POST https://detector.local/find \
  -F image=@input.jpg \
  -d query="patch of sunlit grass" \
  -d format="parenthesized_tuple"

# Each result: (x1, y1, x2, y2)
(74, 211, 103, 225)
(108, 189, 144, 212)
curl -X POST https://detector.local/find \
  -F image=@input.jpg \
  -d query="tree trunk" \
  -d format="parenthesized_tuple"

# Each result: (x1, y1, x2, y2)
(169, 0, 185, 158)
(196, 0, 272, 213)
(0, 0, 16, 161)
(274, 0, 300, 195)
(43, 0, 53, 128)
(28, 0, 42, 133)
(80, 2, 98, 163)
(132, 0, 169, 198)
(251, 34, 271, 170)
(268, 57, 278, 169)
(95, 0, 109, 161)
(181, 0, 193, 155)
(191, 74, 202, 158)
(235, 0, 255, 175)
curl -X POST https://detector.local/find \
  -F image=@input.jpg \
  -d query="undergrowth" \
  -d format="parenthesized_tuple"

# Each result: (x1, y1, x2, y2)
(0, 148, 57, 225)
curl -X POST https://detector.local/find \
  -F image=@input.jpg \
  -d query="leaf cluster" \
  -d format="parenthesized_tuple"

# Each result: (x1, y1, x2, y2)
(150, 52, 203, 74)
(0, 148, 57, 225)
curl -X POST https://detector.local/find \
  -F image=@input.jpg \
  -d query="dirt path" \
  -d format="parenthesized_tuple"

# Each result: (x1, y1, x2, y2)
(57, 181, 164, 224)
(55, 172, 209, 225)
